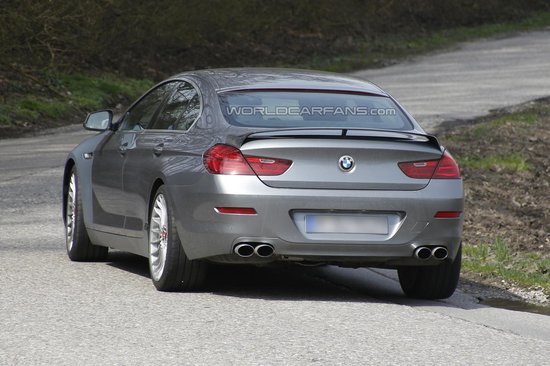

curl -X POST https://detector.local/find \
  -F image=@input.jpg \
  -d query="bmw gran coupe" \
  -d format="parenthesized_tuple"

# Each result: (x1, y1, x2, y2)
(63, 68, 463, 299)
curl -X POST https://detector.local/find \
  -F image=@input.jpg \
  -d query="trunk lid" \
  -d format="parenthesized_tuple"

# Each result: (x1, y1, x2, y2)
(240, 129, 442, 190)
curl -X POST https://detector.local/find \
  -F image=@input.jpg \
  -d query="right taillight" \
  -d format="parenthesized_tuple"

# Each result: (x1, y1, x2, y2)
(399, 151, 460, 179)
(432, 151, 460, 178)
(203, 144, 292, 176)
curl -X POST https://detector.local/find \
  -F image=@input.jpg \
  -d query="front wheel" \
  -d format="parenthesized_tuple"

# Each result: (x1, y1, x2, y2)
(65, 167, 108, 261)
(397, 245, 461, 300)
(148, 186, 207, 291)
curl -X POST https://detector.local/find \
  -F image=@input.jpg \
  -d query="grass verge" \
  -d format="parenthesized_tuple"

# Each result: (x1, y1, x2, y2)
(457, 153, 530, 171)
(0, 72, 153, 138)
(464, 239, 550, 293)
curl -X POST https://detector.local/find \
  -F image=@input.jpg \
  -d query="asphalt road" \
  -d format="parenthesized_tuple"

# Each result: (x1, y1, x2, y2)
(354, 29, 550, 131)
(2, 30, 550, 364)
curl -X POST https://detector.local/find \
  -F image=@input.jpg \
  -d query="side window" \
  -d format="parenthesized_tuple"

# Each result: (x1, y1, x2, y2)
(151, 82, 200, 131)
(176, 92, 200, 130)
(119, 82, 177, 131)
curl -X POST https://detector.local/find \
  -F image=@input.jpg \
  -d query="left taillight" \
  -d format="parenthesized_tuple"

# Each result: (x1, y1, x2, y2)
(203, 144, 254, 175)
(203, 144, 292, 176)
(398, 151, 460, 179)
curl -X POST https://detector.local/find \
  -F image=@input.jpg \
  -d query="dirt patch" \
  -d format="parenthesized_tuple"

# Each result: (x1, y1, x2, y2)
(441, 99, 549, 254)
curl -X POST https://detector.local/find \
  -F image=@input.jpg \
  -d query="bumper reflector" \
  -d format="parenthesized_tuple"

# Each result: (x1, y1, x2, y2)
(215, 207, 257, 215)
(434, 211, 462, 218)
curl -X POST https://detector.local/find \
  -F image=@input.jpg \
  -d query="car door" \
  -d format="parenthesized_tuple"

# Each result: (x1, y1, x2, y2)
(91, 82, 175, 236)
(122, 81, 201, 240)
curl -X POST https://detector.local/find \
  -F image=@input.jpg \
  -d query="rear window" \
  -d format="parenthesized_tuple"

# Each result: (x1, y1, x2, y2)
(218, 91, 413, 130)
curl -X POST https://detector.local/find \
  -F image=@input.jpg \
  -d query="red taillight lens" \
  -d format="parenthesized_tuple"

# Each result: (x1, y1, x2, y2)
(398, 151, 460, 179)
(204, 144, 255, 175)
(398, 160, 438, 179)
(433, 151, 460, 179)
(204, 144, 292, 176)
(244, 156, 292, 176)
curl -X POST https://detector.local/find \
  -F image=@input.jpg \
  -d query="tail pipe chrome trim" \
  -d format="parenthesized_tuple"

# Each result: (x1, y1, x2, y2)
(234, 243, 255, 258)
(254, 244, 275, 258)
(414, 246, 432, 260)
(432, 246, 448, 260)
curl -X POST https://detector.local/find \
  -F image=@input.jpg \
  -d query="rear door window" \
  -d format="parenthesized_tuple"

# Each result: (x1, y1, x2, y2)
(151, 82, 201, 131)
(119, 82, 177, 131)
(218, 91, 413, 130)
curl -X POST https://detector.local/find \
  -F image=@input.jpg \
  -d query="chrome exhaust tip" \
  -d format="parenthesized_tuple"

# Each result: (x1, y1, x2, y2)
(432, 246, 448, 260)
(254, 244, 274, 258)
(234, 243, 255, 258)
(414, 246, 432, 260)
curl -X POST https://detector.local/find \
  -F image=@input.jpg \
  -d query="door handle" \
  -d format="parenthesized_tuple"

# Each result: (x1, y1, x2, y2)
(153, 143, 164, 156)
(118, 142, 128, 155)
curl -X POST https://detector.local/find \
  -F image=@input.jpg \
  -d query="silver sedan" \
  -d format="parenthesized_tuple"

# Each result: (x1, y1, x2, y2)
(63, 68, 463, 299)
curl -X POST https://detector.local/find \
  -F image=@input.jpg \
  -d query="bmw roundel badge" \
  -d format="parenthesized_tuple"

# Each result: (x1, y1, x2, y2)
(338, 155, 355, 172)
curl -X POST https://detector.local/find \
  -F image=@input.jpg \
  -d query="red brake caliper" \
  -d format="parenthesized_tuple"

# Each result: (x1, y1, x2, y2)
(161, 226, 167, 242)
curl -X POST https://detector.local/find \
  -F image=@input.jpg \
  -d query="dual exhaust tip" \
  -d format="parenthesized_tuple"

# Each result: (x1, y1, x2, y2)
(234, 243, 274, 258)
(414, 246, 448, 261)
(236, 243, 446, 261)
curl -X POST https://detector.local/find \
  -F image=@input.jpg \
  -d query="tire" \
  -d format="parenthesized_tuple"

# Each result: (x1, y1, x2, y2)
(148, 186, 207, 291)
(65, 167, 108, 261)
(397, 244, 461, 300)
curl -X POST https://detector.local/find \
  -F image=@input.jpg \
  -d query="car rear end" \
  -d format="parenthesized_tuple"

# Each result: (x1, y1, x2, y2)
(168, 88, 463, 269)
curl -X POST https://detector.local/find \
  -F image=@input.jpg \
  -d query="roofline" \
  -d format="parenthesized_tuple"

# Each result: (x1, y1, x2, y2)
(174, 68, 387, 96)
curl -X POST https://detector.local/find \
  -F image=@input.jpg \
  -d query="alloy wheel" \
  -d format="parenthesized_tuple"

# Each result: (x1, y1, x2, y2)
(149, 193, 169, 281)
(66, 173, 77, 251)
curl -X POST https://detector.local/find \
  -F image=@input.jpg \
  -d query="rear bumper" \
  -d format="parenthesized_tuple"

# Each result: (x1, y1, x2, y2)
(166, 175, 463, 266)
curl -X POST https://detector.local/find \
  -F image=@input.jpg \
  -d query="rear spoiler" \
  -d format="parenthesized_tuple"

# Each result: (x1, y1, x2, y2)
(243, 128, 441, 150)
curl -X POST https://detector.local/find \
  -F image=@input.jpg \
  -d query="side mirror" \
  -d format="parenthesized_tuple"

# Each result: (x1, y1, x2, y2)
(84, 110, 113, 131)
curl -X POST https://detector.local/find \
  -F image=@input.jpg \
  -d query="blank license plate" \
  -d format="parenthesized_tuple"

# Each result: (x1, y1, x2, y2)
(305, 214, 389, 234)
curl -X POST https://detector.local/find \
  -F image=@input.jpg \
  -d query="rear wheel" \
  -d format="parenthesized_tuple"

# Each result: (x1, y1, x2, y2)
(65, 167, 108, 261)
(398, 245, 461, 299)
(148, 186, 207, 291)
